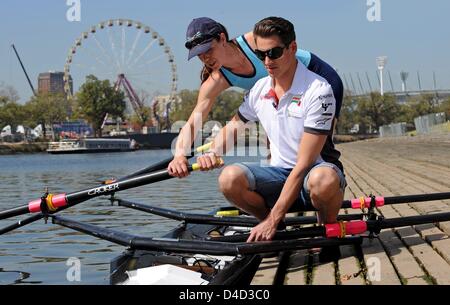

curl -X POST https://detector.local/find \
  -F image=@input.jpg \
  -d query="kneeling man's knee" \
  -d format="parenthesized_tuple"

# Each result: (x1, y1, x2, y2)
(307, 168, 340, 200)
(218, 165, 248, 195)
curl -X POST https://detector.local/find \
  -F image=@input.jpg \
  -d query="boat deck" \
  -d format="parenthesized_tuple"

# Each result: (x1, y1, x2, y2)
(251, 134, 450, 285)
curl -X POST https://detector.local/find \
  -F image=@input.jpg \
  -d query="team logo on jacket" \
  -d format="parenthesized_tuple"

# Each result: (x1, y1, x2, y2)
(322, 102, 333, 112)
(291, 94, 303, 106)
(315, 117, 332, 126)
(261, 88, 280, 109)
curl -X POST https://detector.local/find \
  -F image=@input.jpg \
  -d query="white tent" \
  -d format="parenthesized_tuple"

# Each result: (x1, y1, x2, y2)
(30, 124, 43, 139)
(1, 125, 12, 137)
(16, 125, 25, 134)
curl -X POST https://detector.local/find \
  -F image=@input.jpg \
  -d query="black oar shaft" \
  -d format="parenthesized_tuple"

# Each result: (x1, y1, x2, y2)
(383, 192, 450, 204)
(211, 212, 450, 242)
(117, 198, 363, 227)
(0, 206, 30, 220)
(0, 167, 191, 222)
(51, 215, 362, 255)
(0, 145, 210, 233)
(375, 212, 450, 230)
(0, 213, 43, 235)
(341, 191, 450, 209)
(65, 168, 175, 205)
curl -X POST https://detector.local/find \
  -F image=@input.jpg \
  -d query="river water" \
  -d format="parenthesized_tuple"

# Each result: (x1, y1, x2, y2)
(0, 148, 264, 284)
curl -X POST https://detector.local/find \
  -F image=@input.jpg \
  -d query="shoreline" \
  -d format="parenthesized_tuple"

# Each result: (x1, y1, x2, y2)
(0, 142, 48, 155)
(1, 132, 447, 155)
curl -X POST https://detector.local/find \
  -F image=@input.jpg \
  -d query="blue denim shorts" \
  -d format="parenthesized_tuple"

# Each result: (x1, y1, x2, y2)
(234, 162, 346, 211)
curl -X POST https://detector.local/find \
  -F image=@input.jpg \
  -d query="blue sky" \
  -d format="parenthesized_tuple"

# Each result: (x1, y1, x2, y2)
(1, 0, 449, 103)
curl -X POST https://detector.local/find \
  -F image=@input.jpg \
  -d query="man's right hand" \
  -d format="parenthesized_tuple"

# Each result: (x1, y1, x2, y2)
(168, 155, 190, 178)
(196, 152, 224, 171)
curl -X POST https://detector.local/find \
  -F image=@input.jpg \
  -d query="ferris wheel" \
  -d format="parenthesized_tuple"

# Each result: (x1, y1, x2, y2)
(63, 19, 178, 121)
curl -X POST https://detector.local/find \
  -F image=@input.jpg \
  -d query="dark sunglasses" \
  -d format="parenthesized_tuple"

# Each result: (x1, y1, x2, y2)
(185, 33, 218, 49)
(254, 46, 287, 61)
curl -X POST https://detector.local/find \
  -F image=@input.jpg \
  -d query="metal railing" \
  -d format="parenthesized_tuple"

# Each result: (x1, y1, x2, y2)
(379, 122, 407, 137)
(414, 112, 447, 134)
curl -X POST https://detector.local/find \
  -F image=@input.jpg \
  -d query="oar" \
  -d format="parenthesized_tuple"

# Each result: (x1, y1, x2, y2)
(0, 164, 205, 221)
(51, 215, 363, 255)
(108, 142, 212, 183)
(0, 147, 218, 235)
(116, 198, 364, 226)
(341, 192, 450, 210)
(210, 212, 450, 242)
(0, 142, 213, 222)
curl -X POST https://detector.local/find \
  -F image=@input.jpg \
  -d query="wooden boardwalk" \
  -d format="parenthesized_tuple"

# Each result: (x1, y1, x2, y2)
(251, 134, 450, 285)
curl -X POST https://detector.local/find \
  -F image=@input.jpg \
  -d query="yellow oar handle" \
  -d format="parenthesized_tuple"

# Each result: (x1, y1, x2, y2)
(191, 163, 201, 171)
(191, 158, 224, 171)
(195, 142, 212, 153)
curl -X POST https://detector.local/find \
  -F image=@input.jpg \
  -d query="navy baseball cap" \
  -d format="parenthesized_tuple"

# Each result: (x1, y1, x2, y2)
(185, 17, 223, 60)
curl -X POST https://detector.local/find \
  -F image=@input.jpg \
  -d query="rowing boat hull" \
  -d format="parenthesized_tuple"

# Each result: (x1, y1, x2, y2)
(109, 211, 262, 285)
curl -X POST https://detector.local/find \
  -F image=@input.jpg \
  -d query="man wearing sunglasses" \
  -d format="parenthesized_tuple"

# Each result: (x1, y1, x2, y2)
(168, 17, 343, 179)
(197, 17, 345, 259)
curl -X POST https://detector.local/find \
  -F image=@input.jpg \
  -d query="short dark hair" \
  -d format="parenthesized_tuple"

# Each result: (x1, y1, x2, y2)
(253, 17, 296, 46)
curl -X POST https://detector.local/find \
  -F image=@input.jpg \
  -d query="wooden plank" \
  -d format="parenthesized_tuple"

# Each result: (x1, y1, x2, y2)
(338, 245, 366, 285)
(284, 250, 309, 285)
(361, 238, 402, 285)
(378, 229, 428, 285)
(310, 253, 336, 285)
(250, 256, 278, 285)
(395, 226, 450, 285)
(343, 151, 450, 284)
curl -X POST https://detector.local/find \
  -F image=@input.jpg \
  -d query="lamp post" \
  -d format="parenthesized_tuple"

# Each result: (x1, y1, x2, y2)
(376, 56, 387, 96)
(400, 71, 409, 92)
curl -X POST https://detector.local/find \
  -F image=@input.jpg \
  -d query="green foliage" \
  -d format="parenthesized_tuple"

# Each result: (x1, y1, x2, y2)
(0, 100, 27, 128)
(168, 89, 244, 127)
(169, 89, 199, 124)
(0, 86, 26, 128)
(75, 75, 126, 136)
(129, 106, 153, 128)
(400, 94, 439, 123)
(336, 92, 448, 134)
(337, 93, 406, 134)
(439, 97, 450, 118)
(24, 93, 70, 127)
(209, 90, 244, 123)
(357, 92, 402, 132)
(335, 96, 357, 134)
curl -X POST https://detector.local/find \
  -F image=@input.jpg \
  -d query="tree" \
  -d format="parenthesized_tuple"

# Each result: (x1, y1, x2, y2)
(129, 106, 153, 130)
(168, 89, 244, 129)
(336, 95, 358, 134)
(210, 90, 244, 124)
(355, 92, 402, 132)
(24, 93, 70, 128)
(401, 94, 439, 123)
(0, 100, 27, 128)
(439, 97, 450, 119)
(169, 89, 199, 123)
(0, 95, 8, 107)
(75, 75, 126, 136)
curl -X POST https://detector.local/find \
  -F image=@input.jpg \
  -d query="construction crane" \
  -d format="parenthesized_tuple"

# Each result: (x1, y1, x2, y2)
(11, 44, 36, 97)
(11, 44, 47, 138)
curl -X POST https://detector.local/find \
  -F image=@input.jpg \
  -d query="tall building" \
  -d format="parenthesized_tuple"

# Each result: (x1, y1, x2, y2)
(38, 71, 73, 96)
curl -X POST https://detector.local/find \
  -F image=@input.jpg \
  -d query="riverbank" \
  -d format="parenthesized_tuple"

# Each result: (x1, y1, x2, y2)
(0, 134, 370, 155)
(0, 142, 48, 154)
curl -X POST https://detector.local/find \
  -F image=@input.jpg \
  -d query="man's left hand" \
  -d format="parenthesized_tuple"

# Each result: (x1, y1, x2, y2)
(247, 216, 278, 242)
